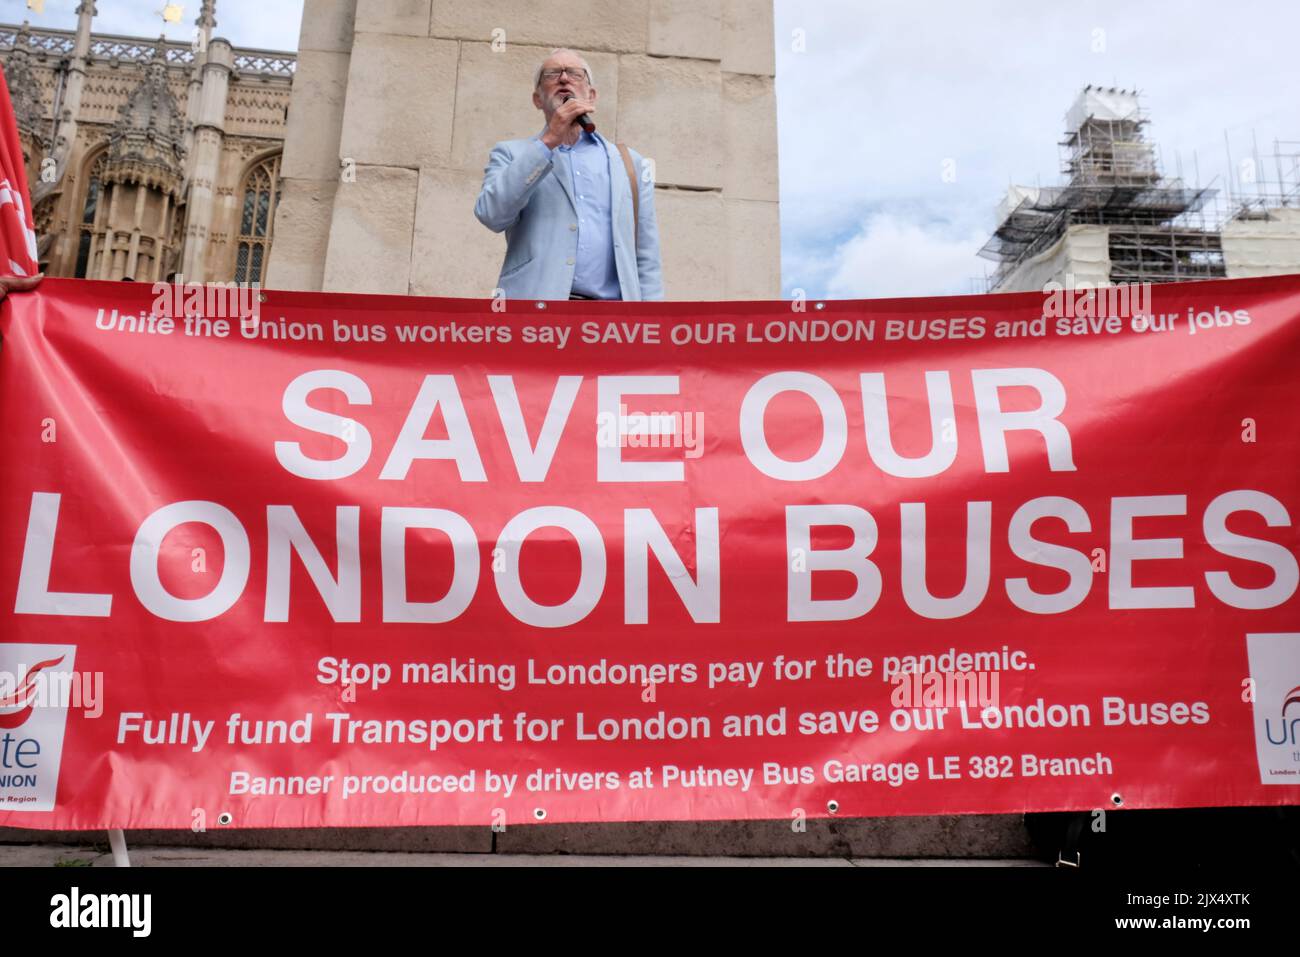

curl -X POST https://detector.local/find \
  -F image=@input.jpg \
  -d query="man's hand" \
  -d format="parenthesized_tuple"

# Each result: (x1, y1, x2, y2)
(540, 97, 595, 149)
(0, 274, 43, 302)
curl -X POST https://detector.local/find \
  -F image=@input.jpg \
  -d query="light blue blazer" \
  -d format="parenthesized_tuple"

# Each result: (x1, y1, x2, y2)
(474, 130, 664, 300)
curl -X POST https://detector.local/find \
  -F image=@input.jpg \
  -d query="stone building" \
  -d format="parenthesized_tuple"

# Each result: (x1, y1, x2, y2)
(0, 2, 294, 284)
(266, 0, 781, 299)
(3, 0, 782, 300)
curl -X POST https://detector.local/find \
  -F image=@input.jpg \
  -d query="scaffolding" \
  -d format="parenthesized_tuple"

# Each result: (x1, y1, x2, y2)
(1225, 139, 1300, 220)
(981, 87, 1226, 290)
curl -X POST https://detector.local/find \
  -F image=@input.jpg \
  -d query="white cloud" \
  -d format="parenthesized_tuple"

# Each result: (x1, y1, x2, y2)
(824, 213, 988, 300)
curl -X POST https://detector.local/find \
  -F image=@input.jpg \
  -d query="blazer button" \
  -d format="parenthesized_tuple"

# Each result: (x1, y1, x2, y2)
(570, 223, 577, 231)
(567, 258, 575, 265)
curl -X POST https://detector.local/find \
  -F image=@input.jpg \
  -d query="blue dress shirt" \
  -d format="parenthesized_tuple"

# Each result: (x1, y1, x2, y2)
(534, 131, 621, 300)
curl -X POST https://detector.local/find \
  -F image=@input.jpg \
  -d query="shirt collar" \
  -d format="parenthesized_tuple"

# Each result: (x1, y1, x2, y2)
(538, 127, 601, 151)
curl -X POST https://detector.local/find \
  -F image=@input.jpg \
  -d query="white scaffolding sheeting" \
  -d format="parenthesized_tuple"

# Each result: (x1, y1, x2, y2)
(1065, 88, 1142, 131)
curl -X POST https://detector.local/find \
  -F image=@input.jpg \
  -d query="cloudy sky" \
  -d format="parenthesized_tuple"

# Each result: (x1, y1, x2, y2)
(6, 0, 1299, 300)
(774, 0, 1300, 298)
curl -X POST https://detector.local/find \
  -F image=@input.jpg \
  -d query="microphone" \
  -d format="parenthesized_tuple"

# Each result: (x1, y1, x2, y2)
(562, 93, 596, 133)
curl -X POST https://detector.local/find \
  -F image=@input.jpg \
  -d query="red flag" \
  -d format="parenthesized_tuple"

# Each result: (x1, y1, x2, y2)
(0, 69, 38, 277)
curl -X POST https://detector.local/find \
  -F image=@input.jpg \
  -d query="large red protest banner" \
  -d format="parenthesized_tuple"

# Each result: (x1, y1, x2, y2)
(1, 275, 1298, 830)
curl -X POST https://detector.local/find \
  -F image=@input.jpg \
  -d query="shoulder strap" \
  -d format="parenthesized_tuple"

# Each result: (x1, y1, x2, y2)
(616, 143, 639, 252)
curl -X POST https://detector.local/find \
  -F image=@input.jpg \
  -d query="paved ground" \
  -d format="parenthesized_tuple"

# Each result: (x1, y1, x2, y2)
(0, 843, 1045, 867)
(0, 815, 1039, 857)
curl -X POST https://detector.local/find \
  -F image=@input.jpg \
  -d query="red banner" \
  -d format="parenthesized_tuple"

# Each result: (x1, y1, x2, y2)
(2, 275, 1299, 830)
(0, 70, 39, 279)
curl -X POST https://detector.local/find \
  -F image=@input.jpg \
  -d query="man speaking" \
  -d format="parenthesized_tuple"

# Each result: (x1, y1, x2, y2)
(474, 49, 663, 301)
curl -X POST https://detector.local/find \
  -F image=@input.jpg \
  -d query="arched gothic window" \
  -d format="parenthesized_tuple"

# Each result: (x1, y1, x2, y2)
(74, 150, 108, 279)
(234, 153, 281, 284)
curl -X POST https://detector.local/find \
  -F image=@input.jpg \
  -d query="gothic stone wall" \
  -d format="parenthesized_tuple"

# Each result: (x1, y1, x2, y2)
(0, 45, 289, 281)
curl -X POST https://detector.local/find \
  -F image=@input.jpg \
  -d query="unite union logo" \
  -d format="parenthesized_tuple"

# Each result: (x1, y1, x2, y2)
(1264, 684, 1300, 747)
(0, 655, 65, 729)
(1246, 634, 1300, 784)
(0, 643, 78, 812)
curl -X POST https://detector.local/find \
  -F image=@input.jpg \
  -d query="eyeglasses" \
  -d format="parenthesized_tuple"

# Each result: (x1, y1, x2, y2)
(539, 68, 589, 83)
